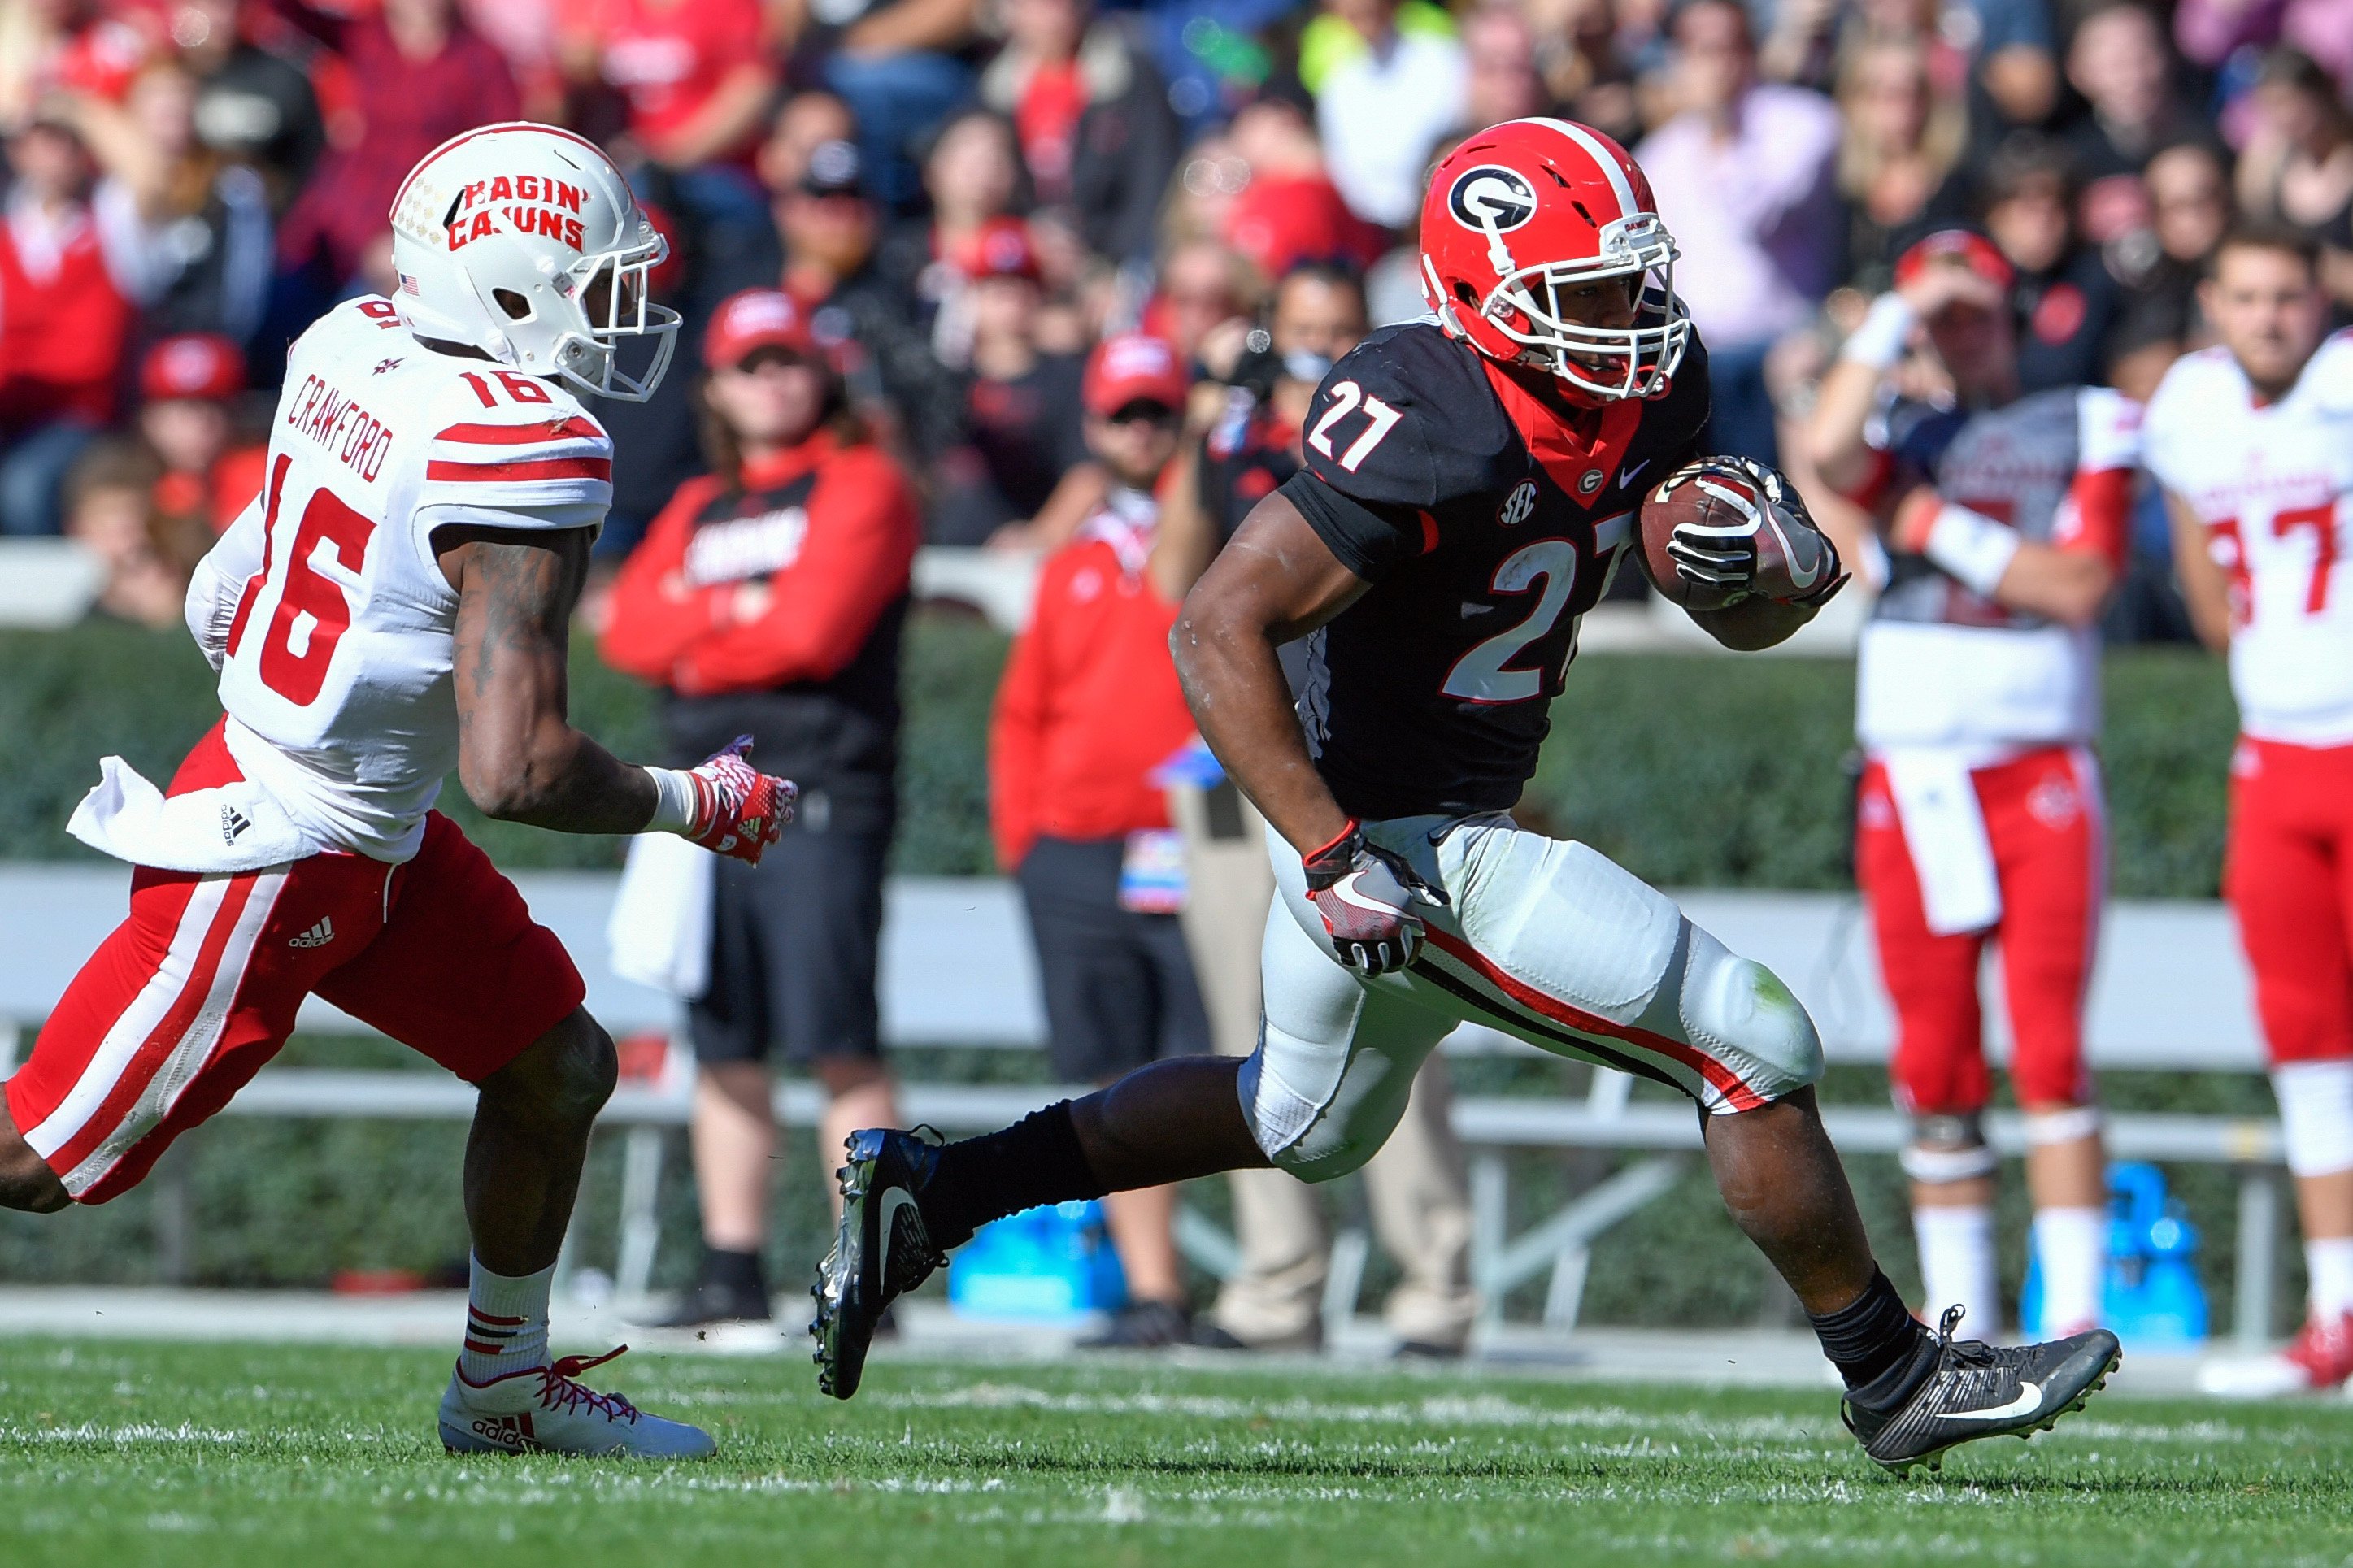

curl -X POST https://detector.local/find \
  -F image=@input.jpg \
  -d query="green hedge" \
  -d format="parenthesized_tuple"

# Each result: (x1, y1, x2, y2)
(0, 611, 1010, 878)
(0, 624, 2262, 1324)
(0, 619, 2236, 892)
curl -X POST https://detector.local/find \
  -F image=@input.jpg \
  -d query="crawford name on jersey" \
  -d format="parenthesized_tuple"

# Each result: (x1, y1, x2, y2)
(72, 296, 615, 872)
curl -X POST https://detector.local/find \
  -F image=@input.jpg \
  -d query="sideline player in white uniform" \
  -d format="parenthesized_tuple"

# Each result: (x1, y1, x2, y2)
(0, 124, 792, 1457)
(2142, 225, 2353, 1396)
(1809, 227, 2140, 1343)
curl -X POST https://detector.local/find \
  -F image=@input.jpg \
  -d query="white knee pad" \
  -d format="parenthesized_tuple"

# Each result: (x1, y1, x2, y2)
(2274, 1059, 2353, 1179)
(1900, 1111, 1999, 1183)
(1671, 923, 1825, 1103)
(2022, 1105, 2103, 1145)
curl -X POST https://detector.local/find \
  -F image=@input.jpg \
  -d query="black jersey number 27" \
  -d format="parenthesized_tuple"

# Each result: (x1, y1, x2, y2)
(1442, 539, 1581, 704)
(1307, 380, 1403, 472)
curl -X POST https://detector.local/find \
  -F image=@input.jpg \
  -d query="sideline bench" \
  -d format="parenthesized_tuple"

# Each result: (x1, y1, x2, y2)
(0, 867, 2283, 1346)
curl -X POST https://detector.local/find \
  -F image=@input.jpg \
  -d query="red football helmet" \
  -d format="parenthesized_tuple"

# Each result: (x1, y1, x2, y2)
(1419, 118, 1691, 403)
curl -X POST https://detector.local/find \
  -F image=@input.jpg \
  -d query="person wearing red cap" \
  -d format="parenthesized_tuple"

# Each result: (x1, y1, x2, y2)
(989, 331, 1212, 1347)
(1807, 225, 2141, 1347)
(601, 287, 916, 1330)
(138, 333, 266, 539)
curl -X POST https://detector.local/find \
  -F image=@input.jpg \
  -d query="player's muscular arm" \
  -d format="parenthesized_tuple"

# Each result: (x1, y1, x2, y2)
(441, 526, 659, 832)
(1169, 491, 1368, 854)
(2166, 492, 2233, 652)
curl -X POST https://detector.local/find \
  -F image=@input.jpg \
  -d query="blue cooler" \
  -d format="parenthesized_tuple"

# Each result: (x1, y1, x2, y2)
(2020, 1162, 2207, 1348)
(946, 1200, 1129, 1322)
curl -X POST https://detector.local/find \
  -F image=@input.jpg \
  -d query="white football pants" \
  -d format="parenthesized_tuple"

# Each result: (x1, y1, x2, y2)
(1242, 813, 1826, 1181)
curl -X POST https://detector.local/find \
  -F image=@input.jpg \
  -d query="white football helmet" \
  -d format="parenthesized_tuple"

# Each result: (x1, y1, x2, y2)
(388, 122, 680, 402)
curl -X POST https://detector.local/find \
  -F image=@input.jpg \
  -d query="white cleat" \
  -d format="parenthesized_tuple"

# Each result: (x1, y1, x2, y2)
(437, 1346, 715, 1458)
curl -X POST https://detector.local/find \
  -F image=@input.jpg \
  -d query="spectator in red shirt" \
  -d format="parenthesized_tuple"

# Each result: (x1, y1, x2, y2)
(990, 332, 1212, 1348)
(563, 0, 777, 208)
(601, 289, 916, 1328)
(276, 0, 521, 294)
(137, 333, 265, 539)
(0, 117, 169, 536)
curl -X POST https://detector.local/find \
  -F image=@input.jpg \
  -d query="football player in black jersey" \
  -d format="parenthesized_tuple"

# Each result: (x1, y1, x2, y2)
(814, 119, 2120, 1473)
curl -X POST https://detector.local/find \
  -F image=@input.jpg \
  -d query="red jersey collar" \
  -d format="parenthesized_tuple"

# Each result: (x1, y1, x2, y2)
(1479, 358, 1644, 502)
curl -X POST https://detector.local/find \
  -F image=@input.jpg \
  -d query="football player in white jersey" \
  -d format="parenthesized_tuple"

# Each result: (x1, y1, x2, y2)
(1808, 228, 2139, 1348)
(0, 124, 792, 1458)
(2143, 225, 2353, 1396)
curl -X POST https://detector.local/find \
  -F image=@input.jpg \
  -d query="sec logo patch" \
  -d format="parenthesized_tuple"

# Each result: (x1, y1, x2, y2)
(1498, 478, 1538, 527)
(1447, 166, 1537, 234)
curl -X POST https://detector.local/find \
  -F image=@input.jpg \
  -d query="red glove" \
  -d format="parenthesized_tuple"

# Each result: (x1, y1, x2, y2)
(1302, 821, 1448, 975)
(678, 736, 795, 865)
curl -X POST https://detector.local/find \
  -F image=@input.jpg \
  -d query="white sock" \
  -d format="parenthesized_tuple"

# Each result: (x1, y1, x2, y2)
(2032, 1206, 2109, 1336)
(1914, 1204, 2000, 1339)
(2307, 1237, 2353, 1321)
(459, 1254, 555, 1385)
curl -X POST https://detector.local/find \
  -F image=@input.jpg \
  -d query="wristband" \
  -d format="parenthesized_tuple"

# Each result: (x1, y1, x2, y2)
(643, 766, 698, 834)
(1922, 503, 2022, 597)
(1839, 293, 1917, 371)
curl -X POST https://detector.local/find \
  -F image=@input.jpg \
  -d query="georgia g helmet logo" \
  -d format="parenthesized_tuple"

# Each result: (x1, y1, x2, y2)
(1447, 166, 1537, 235)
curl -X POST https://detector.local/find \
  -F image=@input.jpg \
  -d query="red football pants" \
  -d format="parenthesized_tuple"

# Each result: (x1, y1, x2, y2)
(2227, 736, 2353, 1066)
(1857, 745, 2103, 1114)
(4, 723, 585, 1203)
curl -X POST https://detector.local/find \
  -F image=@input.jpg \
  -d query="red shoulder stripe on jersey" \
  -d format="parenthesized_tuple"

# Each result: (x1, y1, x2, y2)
(436, 419, 604, 446)
(426, 456, 613, 483)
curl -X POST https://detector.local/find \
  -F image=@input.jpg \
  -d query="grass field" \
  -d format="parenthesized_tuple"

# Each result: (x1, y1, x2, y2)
(5, 1340, 2350, 1566)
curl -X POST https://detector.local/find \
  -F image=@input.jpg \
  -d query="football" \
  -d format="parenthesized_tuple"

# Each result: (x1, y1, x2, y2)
(1637, 458, 1761, 607)
(1638, 458, 1826, 609)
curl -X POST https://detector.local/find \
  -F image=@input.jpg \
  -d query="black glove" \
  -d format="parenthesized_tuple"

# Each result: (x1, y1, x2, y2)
(1302, 821, 1449, 976)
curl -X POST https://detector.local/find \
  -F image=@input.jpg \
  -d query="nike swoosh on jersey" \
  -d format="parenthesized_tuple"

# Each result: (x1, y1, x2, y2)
(1942, 1380, 2045, 1422)
(1616, 458, 1651, 490)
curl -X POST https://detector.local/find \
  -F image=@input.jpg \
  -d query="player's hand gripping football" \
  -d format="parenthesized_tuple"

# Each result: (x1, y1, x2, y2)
(1658, 457, 1849, 609)
(1302, 821, 1450, 976)
(681, 736, 796, 865)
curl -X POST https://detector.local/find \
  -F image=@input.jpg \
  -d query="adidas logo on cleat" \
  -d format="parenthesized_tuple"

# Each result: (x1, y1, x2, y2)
(470, 1413, 539, 1451)
(288, 918, 336, 949)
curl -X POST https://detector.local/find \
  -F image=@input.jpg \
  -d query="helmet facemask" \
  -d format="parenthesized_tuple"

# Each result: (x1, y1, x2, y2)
(1431, 211, 1693, 401)
(548, 238, 681, 402)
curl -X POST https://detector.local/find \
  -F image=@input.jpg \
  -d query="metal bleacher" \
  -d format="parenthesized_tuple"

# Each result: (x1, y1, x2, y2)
(0, 864, 2289, 1345)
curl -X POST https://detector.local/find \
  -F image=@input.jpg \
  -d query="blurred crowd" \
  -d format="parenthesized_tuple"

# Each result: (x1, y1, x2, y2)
(6, 0, 2349, 628)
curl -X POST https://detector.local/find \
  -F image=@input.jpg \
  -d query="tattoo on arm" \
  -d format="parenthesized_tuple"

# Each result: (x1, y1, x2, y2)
(445, 526, 656, 832)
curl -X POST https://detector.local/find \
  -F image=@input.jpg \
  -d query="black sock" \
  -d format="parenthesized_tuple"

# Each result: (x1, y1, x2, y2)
(701, 1245, 766, 1299)
(924, 1101, 1107, 1249)
(1809, 1270, 1929, 1390)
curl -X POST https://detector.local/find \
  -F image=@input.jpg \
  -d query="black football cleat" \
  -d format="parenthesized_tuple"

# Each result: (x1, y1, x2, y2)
(811, 1127, 948, 1400)
(1842, 1305, 2121, 1475)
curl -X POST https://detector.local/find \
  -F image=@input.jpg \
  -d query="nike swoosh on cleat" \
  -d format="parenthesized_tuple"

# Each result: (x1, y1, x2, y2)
(1943, 1381, 2045, 1422)
(876, 1187, 917, 1290)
